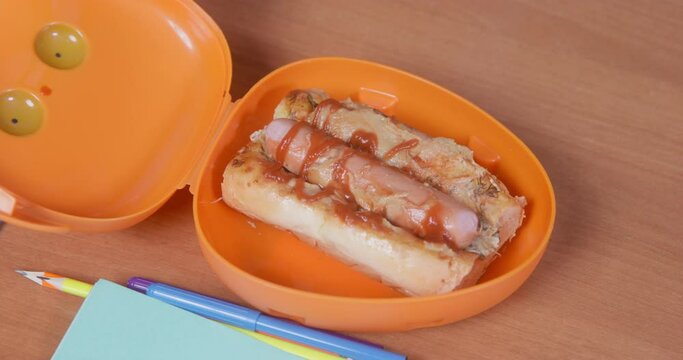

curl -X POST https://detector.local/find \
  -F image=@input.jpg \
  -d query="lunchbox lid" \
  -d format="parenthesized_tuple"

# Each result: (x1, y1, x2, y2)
(0, 0, 233, 232)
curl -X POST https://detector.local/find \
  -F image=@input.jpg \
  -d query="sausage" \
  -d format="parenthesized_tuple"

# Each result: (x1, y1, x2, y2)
(274, 89, 526, 256)
(260, 118, 480, 250)
(221, 143, 482, 296)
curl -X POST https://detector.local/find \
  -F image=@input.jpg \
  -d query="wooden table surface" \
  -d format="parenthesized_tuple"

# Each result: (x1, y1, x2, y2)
(1, 1, 682, 359)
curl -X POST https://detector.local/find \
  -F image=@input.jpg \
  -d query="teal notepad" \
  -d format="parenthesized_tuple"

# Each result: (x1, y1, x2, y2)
(52, 280, 299, 360)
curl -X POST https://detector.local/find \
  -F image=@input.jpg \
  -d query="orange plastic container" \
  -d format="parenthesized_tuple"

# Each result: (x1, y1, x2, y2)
(0, 0, 555, 332)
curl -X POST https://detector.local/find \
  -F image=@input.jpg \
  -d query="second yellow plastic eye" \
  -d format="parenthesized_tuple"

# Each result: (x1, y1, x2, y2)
(34, 23, 87, 70)
(0, 90, 45, 136)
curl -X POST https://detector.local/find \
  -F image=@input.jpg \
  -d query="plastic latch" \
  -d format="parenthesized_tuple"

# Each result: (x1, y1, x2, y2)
(357, 88, 398, 116)
(0, 188, 16, 215)
(468, 136, 501, 171)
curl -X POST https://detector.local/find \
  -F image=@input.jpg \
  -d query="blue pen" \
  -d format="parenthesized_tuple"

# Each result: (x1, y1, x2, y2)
(127, 277, 405, 360)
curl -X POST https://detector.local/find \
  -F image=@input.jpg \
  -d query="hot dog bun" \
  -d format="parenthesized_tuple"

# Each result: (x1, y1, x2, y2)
(222, 142, 482, 296)
(274, 89, 526, 256)
(220, 89, 526, 296)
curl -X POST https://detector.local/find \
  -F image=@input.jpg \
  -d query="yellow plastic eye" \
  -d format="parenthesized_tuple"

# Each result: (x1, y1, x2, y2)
(0, 90, 45, 136)
(34, 23, 87, 69)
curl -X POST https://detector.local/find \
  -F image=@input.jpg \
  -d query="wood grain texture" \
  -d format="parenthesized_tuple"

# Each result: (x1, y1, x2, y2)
(1, 1, 682, 359)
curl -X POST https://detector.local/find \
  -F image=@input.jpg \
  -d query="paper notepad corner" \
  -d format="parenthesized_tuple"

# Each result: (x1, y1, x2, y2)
(51, 280, 298, 360)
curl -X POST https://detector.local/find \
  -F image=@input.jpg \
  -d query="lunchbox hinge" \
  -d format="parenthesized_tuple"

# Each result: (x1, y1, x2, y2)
(184, 99, 236, 195)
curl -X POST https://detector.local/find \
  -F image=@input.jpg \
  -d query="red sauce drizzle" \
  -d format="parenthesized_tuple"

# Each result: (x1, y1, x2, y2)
(399, 166, 416, 177)
(271, 121, 343, 203)
(333, 201, 386, 232)
(293, 178, 334, 202)
(420, 203, 458, 250)
(311, 99, 342, 132)
(330, 149, 356, 203)
(268, 117, 388, 232)
(300, 131, 344, 176)
(349, 130, 378, 154)
(383, 138, 420, 161)
(262, 162, 295, 183)
(275, 121, 308, 164)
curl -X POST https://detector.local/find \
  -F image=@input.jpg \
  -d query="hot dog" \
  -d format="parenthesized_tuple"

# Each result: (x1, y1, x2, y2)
(220, 88, 526, 296)
(257, 118, 480, 250)
(274, 89, 526, 256)
(221, 142, 484, 296)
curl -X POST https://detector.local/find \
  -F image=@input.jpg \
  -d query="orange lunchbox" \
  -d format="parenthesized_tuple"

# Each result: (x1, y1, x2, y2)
(0, 0, 555, 332)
